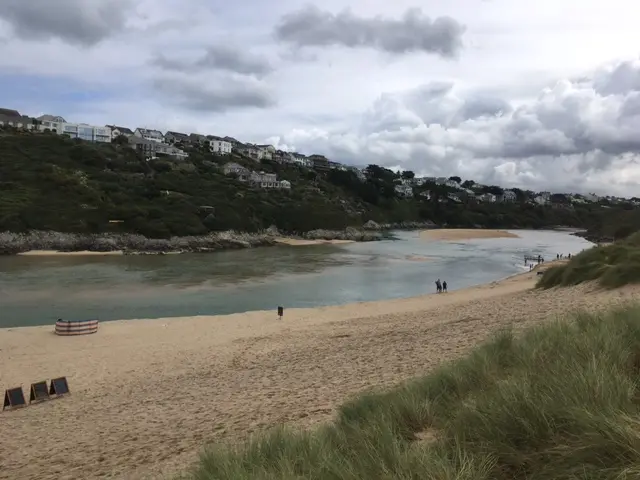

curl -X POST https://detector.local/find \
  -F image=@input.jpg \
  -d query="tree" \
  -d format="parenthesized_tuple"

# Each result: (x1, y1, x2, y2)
(449, 176, 461, 183)
(461, 180, 474, 189)
(401, 170, 415, 179)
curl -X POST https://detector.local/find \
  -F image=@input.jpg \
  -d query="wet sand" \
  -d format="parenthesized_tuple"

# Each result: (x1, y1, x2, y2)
(420, 228, 520, 241)
(0, 262, 636, 480)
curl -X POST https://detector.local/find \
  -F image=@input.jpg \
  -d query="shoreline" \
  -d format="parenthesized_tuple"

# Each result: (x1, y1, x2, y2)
(0, 259, 563, 333)
(5, 259, 633, 480)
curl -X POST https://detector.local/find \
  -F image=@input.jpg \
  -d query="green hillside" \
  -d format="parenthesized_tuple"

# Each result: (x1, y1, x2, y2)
(0, 129, 621, 238)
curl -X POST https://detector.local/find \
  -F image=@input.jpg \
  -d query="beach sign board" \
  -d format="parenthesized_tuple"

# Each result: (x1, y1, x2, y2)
(29, 381, 50, 404)
(3, 386, 26, 411)
(49, 377, 70, 396)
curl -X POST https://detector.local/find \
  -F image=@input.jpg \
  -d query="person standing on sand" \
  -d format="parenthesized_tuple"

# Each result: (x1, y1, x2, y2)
(435, 279, 442, 293)
(442, 280, 448, 293)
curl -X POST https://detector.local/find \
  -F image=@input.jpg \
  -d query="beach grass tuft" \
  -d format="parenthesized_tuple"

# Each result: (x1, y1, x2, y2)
(183, 305, 640, 480)
(537, 232, 640, 289)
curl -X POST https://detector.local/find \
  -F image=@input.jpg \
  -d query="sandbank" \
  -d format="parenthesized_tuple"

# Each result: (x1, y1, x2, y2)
(275, 237, 355, 246)
(0, 260, 634, 480)
(17, 250, 124, 256)
(420, 228, 519, 241)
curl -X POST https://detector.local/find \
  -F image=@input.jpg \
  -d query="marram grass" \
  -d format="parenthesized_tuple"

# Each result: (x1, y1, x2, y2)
(182, 304, 640, 480)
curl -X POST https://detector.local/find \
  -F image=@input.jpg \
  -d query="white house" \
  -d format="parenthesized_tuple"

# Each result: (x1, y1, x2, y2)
(156, 143, 188, 160)
(279, 179, 291, 189)
(256, 145, 275, 160)
(583, 193, 600, 202)
(395, 184, 413, 197)
(210, 139, 232, 155)
(59, 123, 112, 143)
(134, 128, 164, 143)
(533, 195, 548, 205)
(479, 193, 496, 203)
(500, 190, 517, 202)
(435, 177, 447, 185)
(250, 171, 279, 188)
(445, 179, 460, 188)
(38, 115, 111, 142)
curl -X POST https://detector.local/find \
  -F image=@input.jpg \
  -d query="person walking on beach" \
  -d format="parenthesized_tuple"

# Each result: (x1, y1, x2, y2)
(442, 280, 448, 293)
(435, 279, 442, 293)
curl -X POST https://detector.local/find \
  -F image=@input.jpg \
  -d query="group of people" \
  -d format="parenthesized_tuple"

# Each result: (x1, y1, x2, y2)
(556, 253, 572, 259)
(435, 278, 448, 293)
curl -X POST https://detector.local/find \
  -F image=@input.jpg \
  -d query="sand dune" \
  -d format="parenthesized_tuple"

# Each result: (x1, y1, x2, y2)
(274, 237, 355, 246)
(420, 228, 520, 241)
(0, 265, 636, 480)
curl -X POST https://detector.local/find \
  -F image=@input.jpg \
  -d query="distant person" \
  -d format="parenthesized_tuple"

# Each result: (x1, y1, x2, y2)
(442, 281, 448, 293)
(568, 253, 571, 259)
(435, 279, 442, 293)
(557, 253, 559, 259)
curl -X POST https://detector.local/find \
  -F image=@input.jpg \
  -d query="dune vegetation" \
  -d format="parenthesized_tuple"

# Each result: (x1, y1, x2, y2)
(182, 304, 640, 480)
(537, 232, 640, 289)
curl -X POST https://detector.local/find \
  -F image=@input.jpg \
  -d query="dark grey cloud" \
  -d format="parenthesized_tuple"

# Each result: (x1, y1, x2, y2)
(0, 0, 132, 46)
(154, 76, 275, 112)
(274, 6, 465, 58)
(153, 45, 273, 77)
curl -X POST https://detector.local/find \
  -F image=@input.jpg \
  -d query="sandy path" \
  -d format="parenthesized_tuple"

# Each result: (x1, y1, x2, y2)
(420, 228, 520, 241)
(0, 267, 637, 480)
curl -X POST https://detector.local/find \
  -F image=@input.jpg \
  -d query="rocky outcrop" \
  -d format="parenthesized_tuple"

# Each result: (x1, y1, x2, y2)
(362, 220, 437, 230)
(302, 227, 381, 242)
(0, 227, 382, 255)
(0, 230, 279, 255)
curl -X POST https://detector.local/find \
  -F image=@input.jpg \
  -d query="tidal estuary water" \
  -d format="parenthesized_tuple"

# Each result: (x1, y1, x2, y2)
(0, 230, 593, 328)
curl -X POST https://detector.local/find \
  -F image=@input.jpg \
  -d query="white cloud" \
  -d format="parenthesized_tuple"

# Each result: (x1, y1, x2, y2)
(0, 0, 640, 195)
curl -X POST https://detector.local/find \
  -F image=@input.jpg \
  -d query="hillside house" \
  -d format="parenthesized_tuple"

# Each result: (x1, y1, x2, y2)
(500, 190, 517, 202)
(395, 184, 413, 197)
(156, 143, 188, 160)
(478, 193, 496, 203)
(107, 125, 134, 140)
(0, 108, 37, 130)
(310, 154, 330, 171)
(223, 162, 251, 180)
(249, 171, 279, 188)
(189, 133, 207, 145)
(165, 131, 189, 144)
(235, 144, 262, 161)
(128, 136, 159, 158)
(134, 128, 164, 143)
(256, 145, 275, 160)
(208, 137, 232, 155)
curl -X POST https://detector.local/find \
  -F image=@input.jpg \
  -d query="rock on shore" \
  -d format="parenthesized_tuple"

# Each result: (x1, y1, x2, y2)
(0, 228, 382, 255)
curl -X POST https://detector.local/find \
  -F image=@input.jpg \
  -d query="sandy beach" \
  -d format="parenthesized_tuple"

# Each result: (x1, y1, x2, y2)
(1, 262, 637, 480)
(420, 228, 520, 241)
(275, 237, 355, 246)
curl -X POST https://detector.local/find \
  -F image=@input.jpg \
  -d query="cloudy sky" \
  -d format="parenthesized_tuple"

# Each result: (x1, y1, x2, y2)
(1, 0, 640, 195)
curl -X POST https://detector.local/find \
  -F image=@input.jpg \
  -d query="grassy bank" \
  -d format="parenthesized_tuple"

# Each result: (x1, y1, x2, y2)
(537, 232, 640, 289)
(183, 305, 640, 480)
